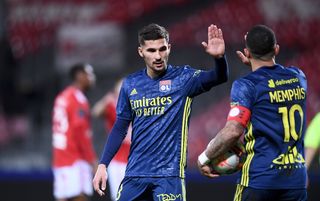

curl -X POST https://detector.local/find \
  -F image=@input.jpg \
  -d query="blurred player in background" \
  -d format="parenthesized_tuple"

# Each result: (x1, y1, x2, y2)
(198, 25, 307, 201)
(304, 112, 320, 169)
(93, 23, 229, 200)
(52, 63, 97, 201)
(92, 78, 131, 201)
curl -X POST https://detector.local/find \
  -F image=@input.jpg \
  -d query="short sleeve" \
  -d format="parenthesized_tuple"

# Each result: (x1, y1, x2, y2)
(230, 78, 255, 110)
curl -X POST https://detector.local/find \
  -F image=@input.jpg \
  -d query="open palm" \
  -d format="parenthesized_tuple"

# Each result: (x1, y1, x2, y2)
(202, 24, 225, 58)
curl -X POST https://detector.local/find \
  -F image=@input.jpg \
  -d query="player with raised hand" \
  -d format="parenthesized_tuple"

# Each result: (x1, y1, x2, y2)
(93, 23, 229, 200)
(198, 25, 307, 201)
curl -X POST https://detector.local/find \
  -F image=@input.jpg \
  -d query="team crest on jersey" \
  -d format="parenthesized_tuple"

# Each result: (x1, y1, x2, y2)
(159, 80, 171, 92)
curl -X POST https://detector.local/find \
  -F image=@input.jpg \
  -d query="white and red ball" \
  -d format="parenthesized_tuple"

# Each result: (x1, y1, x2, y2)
(210, 142, 246, 175)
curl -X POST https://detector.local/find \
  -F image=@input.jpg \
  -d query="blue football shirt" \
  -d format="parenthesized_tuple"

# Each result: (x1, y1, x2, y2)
(117, 64, 217, 178)
(231, 64, 307, 189)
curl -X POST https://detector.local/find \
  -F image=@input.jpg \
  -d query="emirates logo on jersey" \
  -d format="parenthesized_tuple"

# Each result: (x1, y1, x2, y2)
(159, 80, 171, 92)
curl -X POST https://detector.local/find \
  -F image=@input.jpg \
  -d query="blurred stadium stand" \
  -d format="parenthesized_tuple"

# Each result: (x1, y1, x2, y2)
(0, 0, 319, 200)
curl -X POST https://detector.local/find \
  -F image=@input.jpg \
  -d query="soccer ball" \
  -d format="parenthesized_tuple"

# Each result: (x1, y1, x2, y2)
(210, 141, 246, 175)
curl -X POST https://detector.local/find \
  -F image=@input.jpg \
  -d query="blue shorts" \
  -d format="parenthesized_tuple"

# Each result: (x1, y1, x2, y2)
(234, 184, 307, 201)
(115, 177, 186, 201)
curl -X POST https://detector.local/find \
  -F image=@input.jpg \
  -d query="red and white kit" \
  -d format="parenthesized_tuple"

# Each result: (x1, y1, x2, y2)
(52, 86, 96, 199)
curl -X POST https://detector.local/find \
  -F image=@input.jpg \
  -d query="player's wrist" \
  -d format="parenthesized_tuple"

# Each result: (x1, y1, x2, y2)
(198, 151, 210, 166)
(213, 54, 225, 59)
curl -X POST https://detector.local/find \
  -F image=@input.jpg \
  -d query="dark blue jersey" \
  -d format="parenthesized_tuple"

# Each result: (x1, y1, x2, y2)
(117, 64, 221, 178)
(231, 64, 307, 189)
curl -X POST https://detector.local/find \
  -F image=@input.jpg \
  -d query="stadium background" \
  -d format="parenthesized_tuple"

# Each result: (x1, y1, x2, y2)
(0, 0, 319, 200)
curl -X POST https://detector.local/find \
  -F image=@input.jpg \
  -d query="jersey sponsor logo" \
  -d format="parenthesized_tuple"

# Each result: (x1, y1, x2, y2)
(275, 78, 299, 86)
(270, 103, 306, 170)
(159, 80, 171, 92)
(130, 96, 172, 117)
(268, 78, 300, 88)
(268, 79, 275, 88)
(130, 88, 138, 96)
(271, 146, 305, 170)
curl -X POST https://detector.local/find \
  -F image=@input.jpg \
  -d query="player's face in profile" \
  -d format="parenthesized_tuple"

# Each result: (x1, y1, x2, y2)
(83, 65, 96, 89)
(138, 38, 171, 77)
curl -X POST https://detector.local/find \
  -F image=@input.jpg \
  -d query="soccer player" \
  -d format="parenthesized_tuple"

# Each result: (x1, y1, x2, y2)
(92, 78, 131, 201)
(197, 25, 308, 201)
(52, 63, 97, 201)
(93, 23, 229, 200)
(304, 112, 320, 169)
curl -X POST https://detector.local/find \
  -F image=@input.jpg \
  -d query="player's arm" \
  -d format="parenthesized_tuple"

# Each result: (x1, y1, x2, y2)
(93, 79, 132, 196)
(198, 79, 253, 178)
(205, 104, 251, 159)
(197, 55, 228, 91)
(201, 24, 228, 87)
(198, 108, 249, 178)
(93, 117, 130, 196)
(188, 25, 228, 96)
(99, 118, 130, 166)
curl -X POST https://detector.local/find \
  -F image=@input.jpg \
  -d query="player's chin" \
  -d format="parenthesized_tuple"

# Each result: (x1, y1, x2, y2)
(154, 65, 166, 73)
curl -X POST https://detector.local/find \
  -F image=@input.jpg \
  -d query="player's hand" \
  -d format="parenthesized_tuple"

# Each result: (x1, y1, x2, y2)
(236, 50, 251, 66)
(202, 24, 225, 58)
(197, 160, 220, 178)
(231, 140, 246, 157)
(93, 164, 108, 196)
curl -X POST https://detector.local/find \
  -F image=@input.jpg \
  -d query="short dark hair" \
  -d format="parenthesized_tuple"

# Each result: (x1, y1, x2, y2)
(246, 25, 276, 60)
(69, 63, 86, 81)
(138, 23, 169, 45)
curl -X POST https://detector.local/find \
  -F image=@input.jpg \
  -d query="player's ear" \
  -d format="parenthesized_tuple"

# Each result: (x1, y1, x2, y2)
(274, 44, 280, 56)
(138, 47, 143, 57)
(168, 44, 171, 54)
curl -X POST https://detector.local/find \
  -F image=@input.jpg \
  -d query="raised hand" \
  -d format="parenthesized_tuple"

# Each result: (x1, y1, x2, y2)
(236, 50, 251, 66)
(202, 24, 225, 58)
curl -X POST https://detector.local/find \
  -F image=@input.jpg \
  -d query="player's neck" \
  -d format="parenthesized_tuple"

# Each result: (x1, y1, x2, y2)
(72, 82, 85, 92)
(146, 68, 167, 79)
(250, 58, 276, 72)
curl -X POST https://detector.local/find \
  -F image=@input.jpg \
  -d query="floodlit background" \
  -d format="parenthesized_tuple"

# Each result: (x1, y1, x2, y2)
(0, 0, 319, 200)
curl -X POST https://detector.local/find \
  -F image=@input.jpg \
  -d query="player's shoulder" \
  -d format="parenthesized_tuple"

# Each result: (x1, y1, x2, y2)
(180, 64, 197, 72)
(233, 74, 256, 89)
(124, 69, 145, 81)
(122, 69, 144, 87)
(169, 64, 200, 78)
(54, 86, 73, 107)
(285, 65, 306, 79)
(60, 86, 87, 105)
